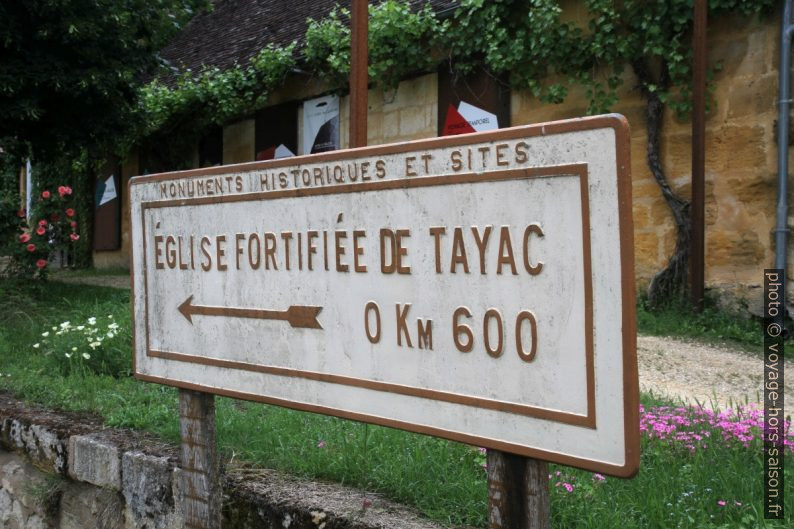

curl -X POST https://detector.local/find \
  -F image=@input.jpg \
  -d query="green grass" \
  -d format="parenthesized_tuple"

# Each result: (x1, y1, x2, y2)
(0, 279, 791, 528)
(637, 295, 788, 354)
(48, 265, 130, 278)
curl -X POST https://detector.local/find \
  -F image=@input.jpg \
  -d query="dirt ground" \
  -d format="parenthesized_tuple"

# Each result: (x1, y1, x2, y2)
(50, 273, 791, 415)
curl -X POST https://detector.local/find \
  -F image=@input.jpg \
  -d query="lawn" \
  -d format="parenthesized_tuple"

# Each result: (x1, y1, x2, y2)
(0, 278, 791, 528)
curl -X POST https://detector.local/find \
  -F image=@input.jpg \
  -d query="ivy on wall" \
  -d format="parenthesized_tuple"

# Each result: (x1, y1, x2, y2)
(99, 0, 777, 297)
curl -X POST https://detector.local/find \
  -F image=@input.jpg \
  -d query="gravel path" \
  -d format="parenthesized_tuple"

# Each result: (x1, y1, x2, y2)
(638, 335, 792, 415)
(49, 274, 791, 414)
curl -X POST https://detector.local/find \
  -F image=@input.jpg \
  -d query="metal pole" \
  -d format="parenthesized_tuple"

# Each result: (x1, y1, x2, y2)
(350, 0, 368, 148)
(487, 450, 550, 529)
(179, 389, 221, 529)
(690, 0, 707, 311)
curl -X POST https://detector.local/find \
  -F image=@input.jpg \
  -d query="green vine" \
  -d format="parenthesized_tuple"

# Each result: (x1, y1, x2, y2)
(99, 0, 776, 297)
(304, 1, 447, 91)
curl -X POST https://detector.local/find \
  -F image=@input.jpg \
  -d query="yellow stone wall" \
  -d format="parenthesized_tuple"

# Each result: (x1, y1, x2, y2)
(512, 11, 784, 305)
(99, 12, 787, 307)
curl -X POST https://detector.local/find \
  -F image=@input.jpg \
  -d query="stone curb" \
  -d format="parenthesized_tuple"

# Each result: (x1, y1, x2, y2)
(0, 395, 445, 529)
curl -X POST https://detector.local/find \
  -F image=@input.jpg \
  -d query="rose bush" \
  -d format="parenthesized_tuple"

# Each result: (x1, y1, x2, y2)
(6, 185, 80, 278)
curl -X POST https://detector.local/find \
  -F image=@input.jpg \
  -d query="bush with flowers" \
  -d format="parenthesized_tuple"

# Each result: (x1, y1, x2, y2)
(6, 185, 80, 278)
(32, 313, 130, 377)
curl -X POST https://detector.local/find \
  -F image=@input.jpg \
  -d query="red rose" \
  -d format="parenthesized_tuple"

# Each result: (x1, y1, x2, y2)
(36, 259, 47, 269)
(65, 208, 75, 217)
(35, 226, 46, 236)
(38, 219, 47, 227)
(58, 186, 68, 197)
(19, 233, 30, 243)
(26, 243, 35, 252)
(41, 190, 51, 199)
(69, 233, 80, 241)
(70, 221, 77, 228)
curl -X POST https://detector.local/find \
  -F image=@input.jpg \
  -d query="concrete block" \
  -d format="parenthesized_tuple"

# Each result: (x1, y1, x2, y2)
(68, 436, 121, 491)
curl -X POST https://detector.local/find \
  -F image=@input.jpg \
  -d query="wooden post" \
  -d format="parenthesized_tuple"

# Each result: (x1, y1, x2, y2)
(487, 450, 550, 529)
(179, 389, 221, 529)
(690, 0, 707, 311)
(349, 0, 368, 148)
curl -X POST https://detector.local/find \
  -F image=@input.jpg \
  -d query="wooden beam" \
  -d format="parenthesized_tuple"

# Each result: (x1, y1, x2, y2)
(349, 0, 369, 148)
(487, 450, 550, 529)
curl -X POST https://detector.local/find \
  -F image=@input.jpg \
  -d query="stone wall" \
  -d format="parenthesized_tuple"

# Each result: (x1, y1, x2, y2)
(511, 10, 786, 308)
(0, 394, 442, 529)
(97, 9, 787, 309)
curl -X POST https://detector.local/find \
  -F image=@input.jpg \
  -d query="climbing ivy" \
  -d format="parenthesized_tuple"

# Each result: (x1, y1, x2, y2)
(303, 1, 447, 91)
(132, 0, 775, 299)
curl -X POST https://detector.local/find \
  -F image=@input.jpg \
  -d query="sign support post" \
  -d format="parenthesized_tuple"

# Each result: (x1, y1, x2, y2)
(179, 389, 221, 529)
(487, 450, 550, 529)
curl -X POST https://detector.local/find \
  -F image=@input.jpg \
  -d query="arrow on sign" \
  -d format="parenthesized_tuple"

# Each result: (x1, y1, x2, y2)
(177, 295, 323, 329)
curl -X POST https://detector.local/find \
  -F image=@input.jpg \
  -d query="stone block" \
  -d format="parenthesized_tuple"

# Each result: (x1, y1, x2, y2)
(121, 451, 174, 529)
(59, 482, 123, 529)
(0, 419, 68, 475)
(222, 118, 255, 164)
(68, 436, 121, 491)
(633, 231, 660, 270)
(382, 111, 400, 140)
(727, 74, 777, 120)
(1, 450, 59, 528)
(398, 106, 429, 137)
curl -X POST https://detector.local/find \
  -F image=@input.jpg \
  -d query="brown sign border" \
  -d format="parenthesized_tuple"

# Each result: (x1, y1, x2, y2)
(140, 165, 594, 427)
(130, 114, 638, 477)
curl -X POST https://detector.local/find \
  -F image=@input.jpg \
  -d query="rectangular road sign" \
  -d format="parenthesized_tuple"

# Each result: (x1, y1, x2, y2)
(130, 114, 639, 476)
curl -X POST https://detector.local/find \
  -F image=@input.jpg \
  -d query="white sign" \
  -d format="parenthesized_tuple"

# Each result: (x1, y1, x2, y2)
(130, 115, 639, 476)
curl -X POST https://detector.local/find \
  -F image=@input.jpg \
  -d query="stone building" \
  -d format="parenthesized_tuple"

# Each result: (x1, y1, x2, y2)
(94, 0, 786, 311)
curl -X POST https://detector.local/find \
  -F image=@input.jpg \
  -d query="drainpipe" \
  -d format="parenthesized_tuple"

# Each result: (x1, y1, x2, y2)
(776, 0, 793, 311)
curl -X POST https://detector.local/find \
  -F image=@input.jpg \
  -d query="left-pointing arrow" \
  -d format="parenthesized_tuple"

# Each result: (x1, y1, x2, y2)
(177, 295, 323, 329)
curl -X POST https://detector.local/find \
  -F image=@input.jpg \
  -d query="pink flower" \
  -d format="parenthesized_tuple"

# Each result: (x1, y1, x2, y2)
(593, 473, 605, 482)
(717, 500, 726, 506)
(562, 483, 574, 493)
(19, 233, 30, 243)
(317, 440, 326, 449)
(66, 208, 75, 217)
(35, 259, 46, 269)
(38, 219, 47, 227)
(41, 190, 51, 199)
(57, 185, 72, 197)
(35, 226, 46, 236)
(26, 243, 36, 252)
(69, 233, 80, 241)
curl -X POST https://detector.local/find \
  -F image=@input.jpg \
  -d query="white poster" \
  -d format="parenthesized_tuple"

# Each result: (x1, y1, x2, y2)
(302, 95, 339, 154)
(96, 175, 117, 207)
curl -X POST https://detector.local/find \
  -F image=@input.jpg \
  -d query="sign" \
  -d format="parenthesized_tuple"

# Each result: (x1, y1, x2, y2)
(130, 115, 639, 477)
